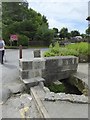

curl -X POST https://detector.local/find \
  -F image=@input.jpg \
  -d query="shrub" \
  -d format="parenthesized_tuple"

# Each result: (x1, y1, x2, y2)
(18, 34, 29, 46)
(44, 42, 89, 62)
(44, 41, 79, 57)
(66, 42, 88, 55)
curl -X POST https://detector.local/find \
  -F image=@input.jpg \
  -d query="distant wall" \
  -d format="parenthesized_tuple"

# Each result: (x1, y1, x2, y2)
(19, 56, 78, 83)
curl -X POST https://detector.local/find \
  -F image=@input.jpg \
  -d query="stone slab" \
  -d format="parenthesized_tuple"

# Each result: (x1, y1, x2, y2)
(31, 85, 88, 118)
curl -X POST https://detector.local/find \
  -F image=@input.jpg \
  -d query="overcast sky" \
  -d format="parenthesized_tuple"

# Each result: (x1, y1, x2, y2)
(27, 0, 89, 34)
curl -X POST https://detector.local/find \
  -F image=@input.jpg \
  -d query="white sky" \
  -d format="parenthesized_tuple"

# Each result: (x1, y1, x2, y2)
(27, 0, 89, 34)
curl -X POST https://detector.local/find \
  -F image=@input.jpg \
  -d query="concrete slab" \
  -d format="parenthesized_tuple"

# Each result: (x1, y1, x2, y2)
(43, 100, 88, 118)
(31, 85, 88, 118)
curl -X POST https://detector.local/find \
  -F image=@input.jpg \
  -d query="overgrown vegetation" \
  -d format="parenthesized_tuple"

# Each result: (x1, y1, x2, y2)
(45, 81, 82, 95)
(46, 82, 66, 93)
(44, 42, 89, 62)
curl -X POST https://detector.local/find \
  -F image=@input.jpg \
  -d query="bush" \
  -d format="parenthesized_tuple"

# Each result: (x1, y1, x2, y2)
(18, 35, 29, 46)
(44, 41, 79, 57)
(43, 42, 89, 62)
(66, 42, 88, 55)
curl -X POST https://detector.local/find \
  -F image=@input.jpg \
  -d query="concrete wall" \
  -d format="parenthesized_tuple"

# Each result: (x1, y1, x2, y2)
(19, 56, 78, 83)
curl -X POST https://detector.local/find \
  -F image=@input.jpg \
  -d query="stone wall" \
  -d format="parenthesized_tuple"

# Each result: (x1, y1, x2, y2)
(19, 56, 78, 83)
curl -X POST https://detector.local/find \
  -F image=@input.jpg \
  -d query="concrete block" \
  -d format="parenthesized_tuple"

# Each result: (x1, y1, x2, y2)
(61, 65, 70, 70)
(34, 69, 42, 77)
(68, 58, 73, 64)
(44, 67, 59, 74)
(19, 56, 79, 84)
(62, 59, 69, 65)
(33, 60, 45, 69)
(45, 73, 58, 82)
(28, 70, 35, 79)
(34, 49, 41, 57)
(58, 59, 63, 66)
(72, 58, 75, 64)
(21, 70, 29, 79)
(45, 59, 58, 69)
(41, 69, 47, 78)
(74, 57, 79, 64)
(22, 61, 33, 70)
(58, 72, 70, 80)
(71, 64, 78, 70)
(57, 66, 63, 73)
(19, 59, 22, 67)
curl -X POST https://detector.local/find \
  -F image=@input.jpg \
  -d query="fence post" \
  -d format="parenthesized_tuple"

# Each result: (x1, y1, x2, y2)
(19, 45, 22, 59)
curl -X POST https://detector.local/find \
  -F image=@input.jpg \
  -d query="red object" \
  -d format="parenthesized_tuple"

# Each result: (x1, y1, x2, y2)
(10, 35, 18, 41)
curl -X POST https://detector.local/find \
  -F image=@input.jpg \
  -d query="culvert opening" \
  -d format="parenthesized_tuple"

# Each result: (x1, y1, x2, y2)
(44, 79, 82, 95)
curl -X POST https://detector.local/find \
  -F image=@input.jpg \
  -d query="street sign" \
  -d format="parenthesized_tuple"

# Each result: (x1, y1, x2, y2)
(10, 35, 18, 41)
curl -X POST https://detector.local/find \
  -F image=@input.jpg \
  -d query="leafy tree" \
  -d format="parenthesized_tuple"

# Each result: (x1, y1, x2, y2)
(81, 34, 87, 38)
(42, 15, 48, 26)
(2, 2, 29, 23)
(59, 27, 68, 39)
(53, 28, 58, 33)
(86, 27, 90, 35)
(70, 30, 80, 37)
(2, 2, 52, 46)
(34, 24, 54, 45)
(53, 28, 59, 38)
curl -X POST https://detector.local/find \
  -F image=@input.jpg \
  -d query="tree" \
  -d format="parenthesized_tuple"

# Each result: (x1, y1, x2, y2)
(53, 28, 59, 38)
(81, 33, 87, 39)
(53, 28, 58, 33)
(42, 15, 48, 26)
(59, 27, 68, 39)
(34, 24, 54, 45)
(2, 2, 29, 23)
(2, 2, 51, 45)
(86, 27, 90, 35)
(70, 30, 80, 37)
